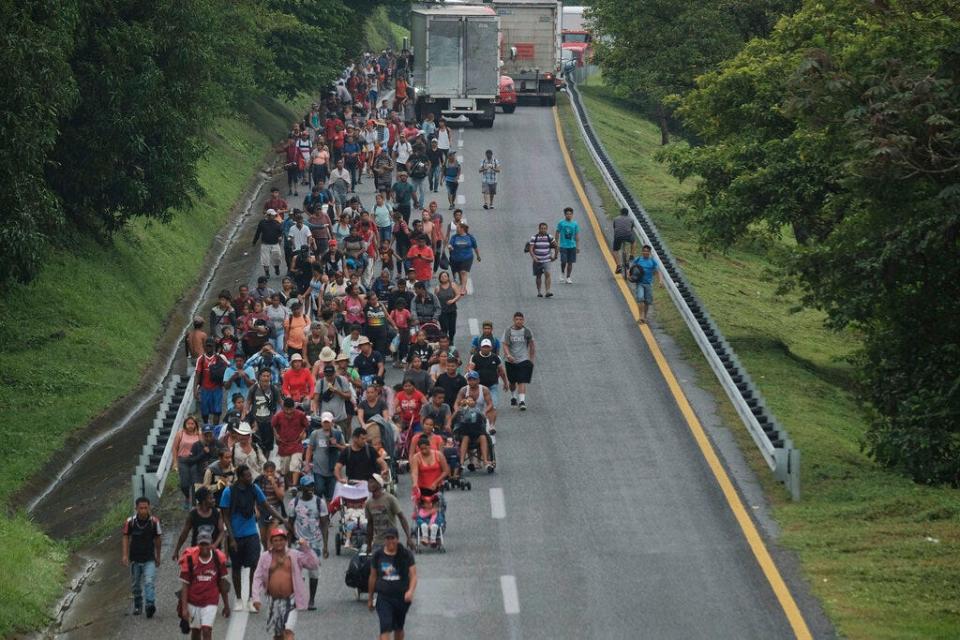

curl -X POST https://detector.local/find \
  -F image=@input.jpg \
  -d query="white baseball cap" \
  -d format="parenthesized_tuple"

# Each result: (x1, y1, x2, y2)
(320, 411, 335, 423)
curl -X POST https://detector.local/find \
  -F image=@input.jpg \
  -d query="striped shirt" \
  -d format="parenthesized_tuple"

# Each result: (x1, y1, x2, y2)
(528, 233, 556, 263)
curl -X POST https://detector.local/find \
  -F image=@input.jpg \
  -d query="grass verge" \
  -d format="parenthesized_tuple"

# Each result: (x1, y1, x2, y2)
(558, 83, 960, 639)
(364, 7, 409, 51)
(0, 93, 309, 637)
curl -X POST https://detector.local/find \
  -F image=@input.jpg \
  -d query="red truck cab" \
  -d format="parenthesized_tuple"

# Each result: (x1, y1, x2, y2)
(497, 74, 517, 113)
(561, 30, 593, 67)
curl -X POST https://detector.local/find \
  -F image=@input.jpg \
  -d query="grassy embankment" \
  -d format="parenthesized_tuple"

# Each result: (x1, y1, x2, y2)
(557, 78, 960, 639)
(364, 6, 410, 52)
(0, 94, 308, 636)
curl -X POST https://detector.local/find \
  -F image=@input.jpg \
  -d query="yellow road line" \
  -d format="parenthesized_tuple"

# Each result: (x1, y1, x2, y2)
(552, 106, 813, 640)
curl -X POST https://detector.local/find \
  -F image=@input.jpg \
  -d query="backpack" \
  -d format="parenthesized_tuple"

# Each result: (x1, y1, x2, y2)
(345, 552, 371, 590)
(409, 158, 428, 179)
(628, 261, 644, 284)
(202, 355, 228, 385)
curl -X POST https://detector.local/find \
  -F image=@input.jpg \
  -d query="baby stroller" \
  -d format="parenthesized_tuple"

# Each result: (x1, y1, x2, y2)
(412, 489, 447, 553)
(330, 482, 369, 555)
(419, 320, 443, 350)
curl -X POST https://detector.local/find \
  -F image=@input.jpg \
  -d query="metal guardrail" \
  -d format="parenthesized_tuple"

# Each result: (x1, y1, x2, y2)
(565, 80, 801, 500)
(131, 371, 194, 506)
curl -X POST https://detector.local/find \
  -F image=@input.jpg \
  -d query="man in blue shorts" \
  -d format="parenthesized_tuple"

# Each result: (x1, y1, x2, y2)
(629, 244, 663, 324)
(220, 464, 285, 612)
(555, 207, 580, 284)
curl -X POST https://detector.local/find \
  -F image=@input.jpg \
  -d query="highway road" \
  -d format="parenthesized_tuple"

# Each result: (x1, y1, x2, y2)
(59, 105, 831, 640)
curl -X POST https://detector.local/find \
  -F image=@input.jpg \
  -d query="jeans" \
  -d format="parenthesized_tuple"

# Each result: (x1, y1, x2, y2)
(130, 560, 157, 606)
(271, 330, 285, 352)
(378, 225, 393, 244)
(635, 282, 654, 306)
(411, 178, 427, 207)
(488, 383, 500, 408)
(429, 164, 441, 191)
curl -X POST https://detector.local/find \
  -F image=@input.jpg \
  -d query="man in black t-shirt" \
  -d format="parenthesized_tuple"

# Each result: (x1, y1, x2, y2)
(432, 358, 466, 406)
(122, 497, 163, 617)
(468, 339, 508, 408)
(335, 427, 388, 482)
(367, 527, 417, 638)
(353, 336, 385, 385)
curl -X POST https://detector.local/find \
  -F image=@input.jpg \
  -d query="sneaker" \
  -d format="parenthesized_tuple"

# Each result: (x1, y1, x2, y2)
(483, 204, 489, 209)
(537, 293, 543, 297)
(247, 601, 259, 613)
(489, 426, 497, 435)
(133, 604, 142, 616)
(489, 205, 495, 210)
(615, 265, 622, 274)
(145, 604, 156, 619)
(545, 292, 554, 298)
(233, 601, 245, 612)
(566, 277, 573, 284)
(519, 401, 527, 411)
(510, 397, 518, 406)
(486, 463, 495, 474)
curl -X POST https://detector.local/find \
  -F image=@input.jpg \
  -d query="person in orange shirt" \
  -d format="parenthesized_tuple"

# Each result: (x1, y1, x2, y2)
(281, 354, 315, 411)
(283, 301, 310, 358)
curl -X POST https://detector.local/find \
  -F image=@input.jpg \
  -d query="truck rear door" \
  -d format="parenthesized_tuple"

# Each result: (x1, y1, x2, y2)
(463, 17, 499, 97)
(427, 18, 463, 97)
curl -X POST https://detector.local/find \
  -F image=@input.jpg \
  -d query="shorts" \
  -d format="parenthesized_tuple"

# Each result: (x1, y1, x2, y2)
(199, 388, 223, 417)
(189, 604, 218, 629)
(378, 225, 393, 243)
(260, 242, 283, 267)
(450, 257, 473, 273)
(505, 360, 534, 385)
(456, 422, 485, 441)
(376, 593, 411, 633)
(635, 282, 654, 306)
(559, 247, 577, 264)
(445, 181, 459, 197)
(532, 261, 551, 277)
(278, 452, 304, 475)
(481, 182, 497, 195)
(230, 534, 261, 569)
(612, 236, 633, 252)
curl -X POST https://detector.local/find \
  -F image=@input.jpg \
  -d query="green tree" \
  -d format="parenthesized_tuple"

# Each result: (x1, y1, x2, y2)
(663, 0, 960, 483)
(49, 0, 239, 234)
(589, 0, 798, 144)
(0, 1, 78, 283)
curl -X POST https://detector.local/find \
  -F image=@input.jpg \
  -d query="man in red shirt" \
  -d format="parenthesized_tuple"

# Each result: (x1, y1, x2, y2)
(272, 397, 308, 486)
(195, 338, 229, 424)
(283, 137, 300, 196)
(406, 234, 435, 285)
(178, 530, 230, 639)
(264, 187, 289, 220)
(281, 353, 315, 410)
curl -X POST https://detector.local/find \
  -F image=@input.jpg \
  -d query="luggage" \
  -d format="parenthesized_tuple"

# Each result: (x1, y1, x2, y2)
(345, 552, 371, 591)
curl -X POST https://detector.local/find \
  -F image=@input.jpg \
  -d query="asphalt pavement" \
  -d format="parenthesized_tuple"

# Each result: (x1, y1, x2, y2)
(59, 105, 828, 640)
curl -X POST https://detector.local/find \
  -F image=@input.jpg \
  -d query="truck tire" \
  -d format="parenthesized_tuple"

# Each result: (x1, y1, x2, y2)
(502, 105, 516, 114)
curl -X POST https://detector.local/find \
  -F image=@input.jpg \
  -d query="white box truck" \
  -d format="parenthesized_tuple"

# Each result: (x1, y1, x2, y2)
(411, 3, 500, 128)
(493, 0, 561, 106)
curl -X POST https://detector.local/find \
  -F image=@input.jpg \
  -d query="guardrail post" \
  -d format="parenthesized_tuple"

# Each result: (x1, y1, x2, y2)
(787, 449, 801, 501)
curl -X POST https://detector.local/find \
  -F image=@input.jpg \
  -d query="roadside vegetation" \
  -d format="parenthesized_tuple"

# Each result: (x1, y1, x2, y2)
(558, 80, 960, 638)
(0, 94, 306, 637)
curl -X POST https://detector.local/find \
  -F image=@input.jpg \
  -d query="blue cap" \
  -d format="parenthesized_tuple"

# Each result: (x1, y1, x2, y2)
(202, 423, 216, 434)
(465, 371, 479, 380)
(299, 476, 315, 487)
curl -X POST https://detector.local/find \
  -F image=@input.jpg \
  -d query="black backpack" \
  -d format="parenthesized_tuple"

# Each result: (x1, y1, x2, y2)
(203, 355, 228, 385)
(410, 158, 428, 179)
(628, 262, 644, 284)
(345, 553, 371, 591)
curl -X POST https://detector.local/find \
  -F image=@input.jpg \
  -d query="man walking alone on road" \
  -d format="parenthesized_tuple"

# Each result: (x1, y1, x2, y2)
(122, 497, 162, 617)
(253, 209, 285, 278)
(479, 149, 500, 210)
(628, 244, 663, 324)
(503, 312, 536, 411)
(556, 207, 580, 284)
(526, 223, 558, 298)
(367, 526, 418, 640)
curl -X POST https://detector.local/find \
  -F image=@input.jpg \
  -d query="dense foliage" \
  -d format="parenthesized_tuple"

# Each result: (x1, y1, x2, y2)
(615, 0, 960, 484)
(588, 0, 799, 143)
(0, 0, 390, 284)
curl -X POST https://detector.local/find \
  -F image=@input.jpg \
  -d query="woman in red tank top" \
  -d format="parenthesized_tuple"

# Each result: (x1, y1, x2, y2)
(409, 437, 450, 496)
